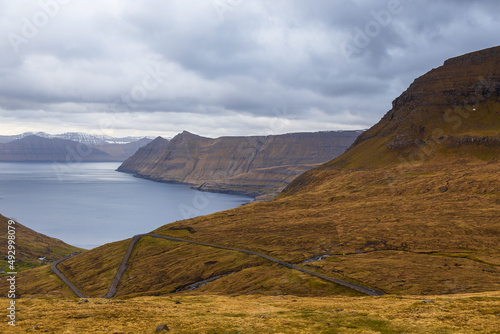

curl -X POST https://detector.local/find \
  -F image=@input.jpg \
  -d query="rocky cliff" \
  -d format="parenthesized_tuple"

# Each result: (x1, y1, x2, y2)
(327, 46, 500, 170)
(118, 131, 362, 197)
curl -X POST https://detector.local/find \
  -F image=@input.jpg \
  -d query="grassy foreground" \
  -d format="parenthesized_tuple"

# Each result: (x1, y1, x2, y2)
(2, 292, 500, 333)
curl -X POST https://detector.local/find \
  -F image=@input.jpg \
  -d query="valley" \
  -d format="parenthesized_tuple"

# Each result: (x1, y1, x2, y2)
(1, 45, 499, 333)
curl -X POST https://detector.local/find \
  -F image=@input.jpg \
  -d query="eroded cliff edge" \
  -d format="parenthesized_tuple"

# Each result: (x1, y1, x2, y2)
(117, 131, 362, 198)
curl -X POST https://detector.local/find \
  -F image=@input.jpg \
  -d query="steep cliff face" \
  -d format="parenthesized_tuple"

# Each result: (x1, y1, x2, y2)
(327, 46, 500, 170)
(116, 136, 171, 172)
(118, 131, 362, 196)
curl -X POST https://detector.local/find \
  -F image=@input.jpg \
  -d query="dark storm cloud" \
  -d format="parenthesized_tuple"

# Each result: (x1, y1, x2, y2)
(0, 0, 498, 137)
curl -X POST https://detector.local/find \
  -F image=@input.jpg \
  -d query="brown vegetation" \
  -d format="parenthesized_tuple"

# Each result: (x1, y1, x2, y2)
(118, 131, 361, 197)
(0, 214, 82, 274)
(2, 46, 500, 333)
(2, 292, 500, 333)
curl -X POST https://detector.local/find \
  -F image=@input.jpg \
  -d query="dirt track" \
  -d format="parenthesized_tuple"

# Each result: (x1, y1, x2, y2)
(53, 233, 385, 298)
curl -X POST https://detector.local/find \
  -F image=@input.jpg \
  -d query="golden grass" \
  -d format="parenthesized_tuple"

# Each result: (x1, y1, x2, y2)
(115, 236, 270, 297)
(154, 161, 499, 295)
(10, 161, 498, 299)
(0, 215, 83, 276)
(9, 265, 76, 298)
(300, 250, 500, 295)
(2, 291, 499, 333)
(57, 240, 131, 298)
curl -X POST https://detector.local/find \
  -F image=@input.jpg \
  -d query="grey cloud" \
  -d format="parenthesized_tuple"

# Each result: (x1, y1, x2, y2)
(0, 0, 499, 137)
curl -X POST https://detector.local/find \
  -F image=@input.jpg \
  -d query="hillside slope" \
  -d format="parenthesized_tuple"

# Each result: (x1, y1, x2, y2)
(116, 136, 170, 172)
(323, 46, 500, 171)
(13, 46, 500, 299)
(118, 131, 362, 197)
(0, 214, 82, 273)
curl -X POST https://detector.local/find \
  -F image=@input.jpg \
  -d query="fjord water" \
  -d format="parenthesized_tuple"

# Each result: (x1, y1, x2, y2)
(0, 162, 252, 249)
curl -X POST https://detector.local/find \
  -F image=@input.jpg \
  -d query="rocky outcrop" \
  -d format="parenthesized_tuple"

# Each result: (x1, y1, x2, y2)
(328, 46, 500, 169)
(118, 131, 362, 197)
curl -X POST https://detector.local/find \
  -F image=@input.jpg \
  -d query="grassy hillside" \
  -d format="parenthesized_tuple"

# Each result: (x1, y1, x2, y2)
(11, 158, 499, 298)
(0, 214, 83, 274)
(2, 292, 499, 333)
(9, 47, 500, 300)
(323, 47, 500, 170)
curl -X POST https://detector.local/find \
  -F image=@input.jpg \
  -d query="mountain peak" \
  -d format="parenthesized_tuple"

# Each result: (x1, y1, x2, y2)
(150, 136, 169, 144)
(118, 130, 362, 197)
(180, 130, 202, 137)
(170, 131, 206, 142)
(329, 45, 500, 170)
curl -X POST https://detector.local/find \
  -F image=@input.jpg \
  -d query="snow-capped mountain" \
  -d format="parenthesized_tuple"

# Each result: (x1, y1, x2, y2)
(0, 132, 152, 145)
(0, 132, 155, 161)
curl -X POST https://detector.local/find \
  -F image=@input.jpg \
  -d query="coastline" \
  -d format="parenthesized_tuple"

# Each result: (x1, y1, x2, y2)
(117, 169, 278, 200)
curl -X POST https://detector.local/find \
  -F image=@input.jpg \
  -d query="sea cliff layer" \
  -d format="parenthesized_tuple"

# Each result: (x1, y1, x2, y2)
(118, 131, 362, 197)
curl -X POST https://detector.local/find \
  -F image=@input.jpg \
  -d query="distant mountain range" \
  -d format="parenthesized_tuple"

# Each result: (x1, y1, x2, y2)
(118, 130, 363, 197)
(0, 133, 153, 162)
(0, 132, 151, 145)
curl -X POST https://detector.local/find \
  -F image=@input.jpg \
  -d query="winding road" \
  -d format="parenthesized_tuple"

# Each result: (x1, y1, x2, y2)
(52, 233, 384, 298)
(51, 257, 87, 298)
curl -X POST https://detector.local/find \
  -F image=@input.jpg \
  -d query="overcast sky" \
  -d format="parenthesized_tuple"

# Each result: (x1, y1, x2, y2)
(0, 0, 498, 138)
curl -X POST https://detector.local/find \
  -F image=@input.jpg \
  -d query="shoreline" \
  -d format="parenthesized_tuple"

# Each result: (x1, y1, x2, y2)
(118, 170, 264, 199)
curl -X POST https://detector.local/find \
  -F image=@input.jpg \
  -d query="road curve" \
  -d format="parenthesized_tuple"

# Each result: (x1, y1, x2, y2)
(56, 233, 385, 298)
(148, 234, 384, 296)
(102, 234, 146, 298)
(51, 257, 87, 298)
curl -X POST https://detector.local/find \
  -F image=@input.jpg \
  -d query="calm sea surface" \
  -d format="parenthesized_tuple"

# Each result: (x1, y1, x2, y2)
(0, 162, 252, 249)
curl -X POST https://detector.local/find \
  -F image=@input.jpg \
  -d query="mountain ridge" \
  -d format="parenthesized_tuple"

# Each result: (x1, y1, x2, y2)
(0, 135, 153, 162)
(306, 45, 500, 173)
(0, 135, 112, 162)
(118, 130, 363, 197)
(0, 131, 153, 145)
(8, 46, 500, 299)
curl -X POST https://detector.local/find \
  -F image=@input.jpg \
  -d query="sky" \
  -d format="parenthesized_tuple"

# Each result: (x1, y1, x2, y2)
(0, 0, 498, 139)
